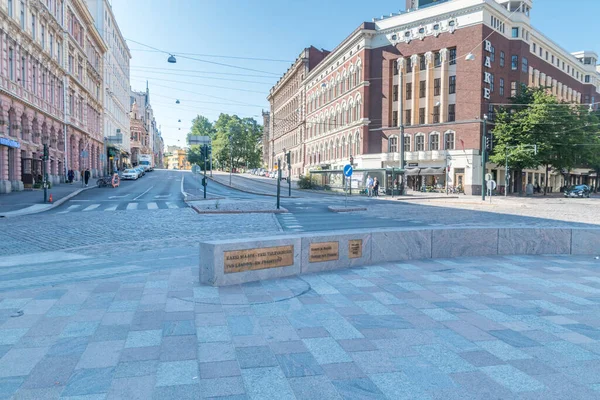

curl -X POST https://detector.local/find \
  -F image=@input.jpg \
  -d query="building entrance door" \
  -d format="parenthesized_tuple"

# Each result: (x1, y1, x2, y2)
(454, 173, 464, 190)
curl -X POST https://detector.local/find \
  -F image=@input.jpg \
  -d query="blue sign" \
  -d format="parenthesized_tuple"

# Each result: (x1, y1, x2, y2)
(0, 137, 20, 148)
(343, 164, 353, 177)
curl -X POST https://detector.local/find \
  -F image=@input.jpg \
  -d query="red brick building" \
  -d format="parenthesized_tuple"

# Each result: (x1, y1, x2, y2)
(268, 0, 600, 194)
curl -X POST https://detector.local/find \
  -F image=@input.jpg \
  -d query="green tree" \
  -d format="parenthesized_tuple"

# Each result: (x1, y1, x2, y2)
(212, 114, 262, 171)
(186, 115, 215, 170)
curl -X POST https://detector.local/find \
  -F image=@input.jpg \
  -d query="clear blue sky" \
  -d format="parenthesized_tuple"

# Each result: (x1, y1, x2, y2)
(110, 0, 600, 146)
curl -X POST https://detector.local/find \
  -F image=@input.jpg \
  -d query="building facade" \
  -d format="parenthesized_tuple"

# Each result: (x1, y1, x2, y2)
(267, 46, 328, 178)
(130, 83, 162, 168)
(85, 0, 131, 169)
(268, 0, 600, 194)
(0, 0, 68, 193)
(129, 99, 148, 167)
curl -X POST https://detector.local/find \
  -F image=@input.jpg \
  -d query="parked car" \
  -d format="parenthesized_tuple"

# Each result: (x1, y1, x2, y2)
(135, 167, 145, 177)
(564, 184, 590, 198)
(122, 169, 139, 180)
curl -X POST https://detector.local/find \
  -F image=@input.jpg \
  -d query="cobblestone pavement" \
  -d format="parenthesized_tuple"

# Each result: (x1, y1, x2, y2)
(1, 255, 600, 399)
(0, 209, 282, 256)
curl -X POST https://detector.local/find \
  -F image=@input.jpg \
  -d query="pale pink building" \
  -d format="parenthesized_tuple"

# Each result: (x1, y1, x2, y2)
(0, 0, 106, 193)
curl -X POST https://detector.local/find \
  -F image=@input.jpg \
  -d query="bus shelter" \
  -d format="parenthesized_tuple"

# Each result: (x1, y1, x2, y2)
(308, 168, 405, 195)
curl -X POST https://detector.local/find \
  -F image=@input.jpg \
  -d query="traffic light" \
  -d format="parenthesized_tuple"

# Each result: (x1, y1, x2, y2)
(285, 151, 291, 165)
(43, 144, 49, 160)
(350, 155, 354, 165)
(485, 135, 493, 152)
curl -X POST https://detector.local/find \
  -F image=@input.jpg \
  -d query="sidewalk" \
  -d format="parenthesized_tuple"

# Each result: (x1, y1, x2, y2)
(0, 182, 93, 217)
(0, 252, 598, 399)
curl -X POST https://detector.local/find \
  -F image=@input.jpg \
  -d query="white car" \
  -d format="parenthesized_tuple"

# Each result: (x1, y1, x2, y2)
(122, 168, 139, 180)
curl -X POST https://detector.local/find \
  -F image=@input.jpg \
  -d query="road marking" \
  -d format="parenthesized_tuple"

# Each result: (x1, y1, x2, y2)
(109, 195, 129, 199)
(287, 225, 303, 228)
(154, 195, 170, 199)
(133, 186, 154, 201)
(105, 205, 118, 211)
(126, 203, 138, 210)
(82, 204, 100, 211)
(147, 202, 158, 210)
(57, 205, 80, 214)
(166, 202, 178, 209)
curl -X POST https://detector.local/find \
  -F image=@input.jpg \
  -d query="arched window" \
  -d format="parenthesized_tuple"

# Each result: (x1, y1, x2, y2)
(416, 134, 425, 151)
(355, 102, 361, 120)
(341, 77, 345, 93)
(444, 131, 455, 150)
(347, 135, 352, 156)
(355, 65, 361, 85)
(346, 108, 351, 125)
(334, 139, 339, 159)
(346, 75, 351, 91)
(341, 137, 346, 158)
(404, 135, 411, 152)
(355, 132, 360, 155)
(389, 136, 398, 152)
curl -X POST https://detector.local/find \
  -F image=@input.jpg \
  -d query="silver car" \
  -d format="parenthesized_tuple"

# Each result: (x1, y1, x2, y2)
(122, 169, 139, 180)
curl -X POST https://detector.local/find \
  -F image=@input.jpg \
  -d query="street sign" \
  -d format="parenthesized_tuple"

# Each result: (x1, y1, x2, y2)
(188, 135, 211, 146)
(343, 164, 353, 177)
(486, 180, 497, 191)
(485, 173, 493, 181)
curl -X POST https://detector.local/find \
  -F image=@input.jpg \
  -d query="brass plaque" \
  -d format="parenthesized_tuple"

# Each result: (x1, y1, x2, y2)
(309, 242, 339, 263)
(224, 245, 294, 274)
(349, 240, 363, 259)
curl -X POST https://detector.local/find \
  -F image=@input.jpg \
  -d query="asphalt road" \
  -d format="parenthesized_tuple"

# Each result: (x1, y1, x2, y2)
(47, 169, 187, 213)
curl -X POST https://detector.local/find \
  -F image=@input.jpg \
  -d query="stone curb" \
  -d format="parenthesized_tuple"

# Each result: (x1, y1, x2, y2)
(190, 204, 288, 214)
(0, 185, 96, 218)
(328, 206, 367, 212)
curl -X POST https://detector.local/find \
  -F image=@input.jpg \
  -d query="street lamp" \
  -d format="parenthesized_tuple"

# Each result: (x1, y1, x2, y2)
(168, 54, 177, 64)
(228, 133, 233, 186)
(176, 99, 180, 104)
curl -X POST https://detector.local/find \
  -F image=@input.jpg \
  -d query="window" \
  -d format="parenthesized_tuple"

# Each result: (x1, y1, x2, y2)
(488, 103, 495, 122)
(21, 56, 25, 87)
(551, 55, 554, 64)
(585, 75, 591, 83)
(41, 71, 45, 100)
(393, 64, 398, 76)
(406, 82, 412, 100)
(434, 52, 441, 68)
(499, 78, 505, 96)
(8, 0, 12, 17)
(449, 48, 457, 65)
(407, 58, 413, 73)
(419, 108, 425, 124)
(433, 105, 440, 123)
(393, 85, 398, 101)
(512, 27, 519, 38)
(389, 136, 398, 152)
(434, 78, 441, 96)
(419, 56, 425, 71)
(31, 13, 36, 39)
(68, 54, 73, 73)
(405, 110, 411, 126)
(511, 55, 518, 70)
(404, 136, 411, 152)
(522, 57, 528, 73)
(490, 46, 495, 62)
(567, 65, 570, 74)
(50, 78, 54, 105)
(448, 104, 455, 122)
(545, 51, 548, 61)
(500, 51, 505, 67)
(539, 47, 543, 57)
(49, 34, 53, 55)
(41, 25, 45, 49)
(20, 1, 25, 29)
(419, 80, 426, 98)
(449, 76, 456, 94)
(8, 48, 14, 81)
(511, 81, 517, 97)
(429, 134, 439, 150)
(57, 42, 62, 65)
(416, 135, 425, 151)
(533, 43, 536, 53)
(490, 74, 494, 92)
(392, 111, 398, 126)
(445, 132, 455, 150)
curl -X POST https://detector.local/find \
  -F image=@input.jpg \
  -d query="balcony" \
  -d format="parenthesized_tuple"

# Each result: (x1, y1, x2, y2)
(431, 150, 447, 160)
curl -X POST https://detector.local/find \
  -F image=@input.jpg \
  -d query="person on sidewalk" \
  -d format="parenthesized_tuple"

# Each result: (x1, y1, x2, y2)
(373, 177, 380, 197)
(67, 169, 74, 184)
(366, 175, 374, 197)
(84, 169, 91, 187)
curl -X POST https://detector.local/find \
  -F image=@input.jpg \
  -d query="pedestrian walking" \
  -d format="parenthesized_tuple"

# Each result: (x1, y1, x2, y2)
(84, 168, 91, 187)
(367, 175, 374, 197)
(373, 177, 379, 197)
(67, 169, 74, 184)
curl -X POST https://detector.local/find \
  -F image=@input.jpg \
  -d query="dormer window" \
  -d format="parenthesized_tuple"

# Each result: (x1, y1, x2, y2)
(418, 27, 425, 34)
(433, 24, 439, 30)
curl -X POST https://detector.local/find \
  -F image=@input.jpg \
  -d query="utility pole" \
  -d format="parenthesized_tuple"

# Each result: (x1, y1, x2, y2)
(228, 133, 233, 186)
(276, 158, 281, 209)
(481, 114, 488, 201)
(203, 144, 207, 199)
(43, 144, 49, 203)
(286, 151, 291, 197)
(397, 59, 405, 196)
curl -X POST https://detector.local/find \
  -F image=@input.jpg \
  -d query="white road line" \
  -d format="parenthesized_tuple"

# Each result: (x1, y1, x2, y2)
(287, 225, 303, 228)
(57, 205, 80, 214)
(165, 202, 178, 209)
(133, 185, 154, 201)
(105, 205, 118, 211)
(147, 202, 158, 210)
(126, 203, 138, 210)
(82, 204, 101, 211)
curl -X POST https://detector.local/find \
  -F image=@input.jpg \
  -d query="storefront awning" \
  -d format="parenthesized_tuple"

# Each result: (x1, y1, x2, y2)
(422, 167, 445, 175)
(405, 168, 420, 176)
